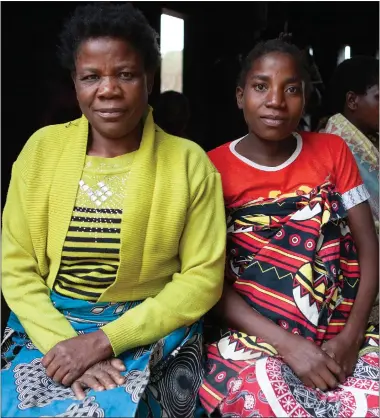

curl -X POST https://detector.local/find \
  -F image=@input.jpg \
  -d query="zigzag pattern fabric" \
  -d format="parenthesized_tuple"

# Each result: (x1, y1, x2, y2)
(200, 183, 379, 417)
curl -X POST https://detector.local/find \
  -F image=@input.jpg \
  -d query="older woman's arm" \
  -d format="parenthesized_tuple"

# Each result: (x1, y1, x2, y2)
(42, 166, 226, 386)
(2, 163, 78, 354)
(101, 170, 226, 355)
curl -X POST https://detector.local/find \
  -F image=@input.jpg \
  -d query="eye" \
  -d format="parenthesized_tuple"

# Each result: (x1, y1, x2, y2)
(81, 74, 99, 81)
(120, 72, 133, 80)
(254, 84, 267, 92)
(286, 86, 300, 94)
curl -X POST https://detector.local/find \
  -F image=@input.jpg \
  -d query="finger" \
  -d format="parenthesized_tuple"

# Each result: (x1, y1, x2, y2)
(52, 366, 70, 385)
(325, 355, 346, 383)
(343, 363, 352, 379)
(110, 358, 126, 371)
(71, 381, 86, 401)
(108, 369, 126, 386)
(45, 361, 61, 380)
(77, 374, 105, 392)
(105, 365, 126, 386)
(321, 346, 335, 359)
(318, 367, 338, 390)
(300, 376, 315, 390)
(310, 373, 328, 391)
(93, 371, 118, 390)
(41, 351, 55, 368)
(62, 369, 84, 387)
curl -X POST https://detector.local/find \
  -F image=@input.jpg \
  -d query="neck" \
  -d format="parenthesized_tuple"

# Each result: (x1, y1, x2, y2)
(87, 122, 142, 157)
(344, 112, 371, 137)
(237, 131, 297, 167)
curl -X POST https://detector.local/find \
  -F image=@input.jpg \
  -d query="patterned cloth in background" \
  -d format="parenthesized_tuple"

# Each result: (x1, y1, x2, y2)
(324, 113, 379, 230)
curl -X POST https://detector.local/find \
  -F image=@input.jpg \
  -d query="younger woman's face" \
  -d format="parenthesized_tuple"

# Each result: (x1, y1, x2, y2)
(236, 52, 305, 141)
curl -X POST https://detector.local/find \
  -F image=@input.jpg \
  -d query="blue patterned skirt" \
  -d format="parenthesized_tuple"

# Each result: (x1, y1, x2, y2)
(1, 292, 204, 417)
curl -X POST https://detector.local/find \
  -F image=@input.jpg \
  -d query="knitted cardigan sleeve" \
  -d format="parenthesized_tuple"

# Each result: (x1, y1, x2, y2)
(2, 135, 78, 354)
(101, 171, 226, 355)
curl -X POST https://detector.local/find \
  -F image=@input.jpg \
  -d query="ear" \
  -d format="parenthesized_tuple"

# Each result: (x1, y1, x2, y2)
(236, 86, 244, 109)
(346, 91, 358, 111)
(71, 71, 77, 87)
(147, 72, 155, 95)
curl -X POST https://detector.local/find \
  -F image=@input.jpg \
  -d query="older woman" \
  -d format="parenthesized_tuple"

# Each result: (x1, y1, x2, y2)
(1, 3, 226, 417)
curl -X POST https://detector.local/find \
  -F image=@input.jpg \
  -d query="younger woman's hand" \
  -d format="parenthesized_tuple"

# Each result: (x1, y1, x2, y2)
(321, 332, 362, 378)
(279, 333, 346, 391)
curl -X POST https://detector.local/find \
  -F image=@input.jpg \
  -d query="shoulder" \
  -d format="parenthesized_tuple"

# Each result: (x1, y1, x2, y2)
(299, 131, 347, 153)
(208, 141, 233, 160)
(207, 141, 234, 171)
(155, 126, 218, 177)
(15, 117, 83, 177)
(300, 132, 345, 146)
(18, 118, 83, 158)
(29, 117, 82, 143)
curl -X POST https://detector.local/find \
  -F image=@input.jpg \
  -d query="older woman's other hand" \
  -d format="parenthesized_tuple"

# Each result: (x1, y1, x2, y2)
(41, 330, 114, 386)
(71, 358, 126, 400)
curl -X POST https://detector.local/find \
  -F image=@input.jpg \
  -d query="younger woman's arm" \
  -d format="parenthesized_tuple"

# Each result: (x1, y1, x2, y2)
(346, 202, 379, 339)
(322, 134, 379, 373)
(214, 282, 345, 391)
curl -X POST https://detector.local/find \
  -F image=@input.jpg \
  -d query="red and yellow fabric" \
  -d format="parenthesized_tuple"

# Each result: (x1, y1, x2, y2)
(200, 184, 379, 417)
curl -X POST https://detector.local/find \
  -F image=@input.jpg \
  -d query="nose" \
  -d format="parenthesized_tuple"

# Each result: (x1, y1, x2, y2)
(97, 76, 122, 99)
(265, 88, 285, 109)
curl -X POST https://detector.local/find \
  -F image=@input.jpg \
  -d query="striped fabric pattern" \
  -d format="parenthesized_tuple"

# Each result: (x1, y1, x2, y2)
(55, 207, 122, 300)
(54, 152, 134, 301)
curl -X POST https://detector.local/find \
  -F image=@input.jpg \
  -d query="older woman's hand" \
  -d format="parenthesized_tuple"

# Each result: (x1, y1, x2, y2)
(41, 330, 114, 387)
(71, 358, 126, 400)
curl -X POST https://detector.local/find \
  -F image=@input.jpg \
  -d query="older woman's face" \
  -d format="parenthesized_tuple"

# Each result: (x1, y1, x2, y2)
(73, 37, 153, 140)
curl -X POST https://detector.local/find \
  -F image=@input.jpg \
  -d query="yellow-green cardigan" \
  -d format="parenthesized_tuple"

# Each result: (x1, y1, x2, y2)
(2, 109, 226, 356)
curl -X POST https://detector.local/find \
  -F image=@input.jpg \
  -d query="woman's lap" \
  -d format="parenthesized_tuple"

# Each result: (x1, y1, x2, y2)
(200, 327, 379, 417)
(218, 351, 379, 418)
(200, 188, 380, 417)
(1, 295, 205, 418)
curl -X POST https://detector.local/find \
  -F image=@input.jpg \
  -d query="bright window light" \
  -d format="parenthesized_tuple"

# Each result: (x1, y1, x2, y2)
(309, 48, 313, 56)
(344, 45, 351, 60)
(160, 13, 184, 93)
(337, 45, 351, 65)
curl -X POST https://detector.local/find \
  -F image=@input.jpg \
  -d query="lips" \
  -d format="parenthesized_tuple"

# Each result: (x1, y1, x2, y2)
(260, 115, 287, 127)
(95, 108, 126, 120)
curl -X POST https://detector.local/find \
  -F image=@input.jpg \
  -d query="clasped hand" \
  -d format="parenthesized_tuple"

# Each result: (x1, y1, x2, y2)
(280, 333, 348, 391)
(41, 330, 114, 387)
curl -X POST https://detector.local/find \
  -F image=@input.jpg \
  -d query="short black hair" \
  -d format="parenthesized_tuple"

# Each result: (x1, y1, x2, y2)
(58, 2, 160, 73)
(324, 56, 379, 115)
(237, 38, 311, 96)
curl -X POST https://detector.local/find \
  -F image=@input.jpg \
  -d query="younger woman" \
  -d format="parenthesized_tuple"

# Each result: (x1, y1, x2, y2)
(200, 39, 379, 417)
